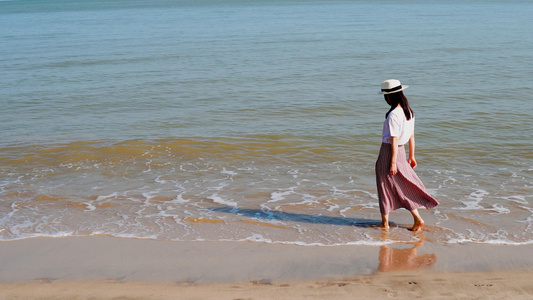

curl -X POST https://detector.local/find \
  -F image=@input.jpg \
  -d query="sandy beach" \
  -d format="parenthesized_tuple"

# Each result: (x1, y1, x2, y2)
(3, 0, 533, 298)
(1, 236, 533, 299)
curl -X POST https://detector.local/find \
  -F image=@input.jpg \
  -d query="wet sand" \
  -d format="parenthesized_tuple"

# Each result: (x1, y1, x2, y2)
(1, 236, 533, 298)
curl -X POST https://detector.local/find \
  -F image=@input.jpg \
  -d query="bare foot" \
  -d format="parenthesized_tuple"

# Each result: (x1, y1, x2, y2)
(379, 222, 390, 230)
(408, 219, 424, 231)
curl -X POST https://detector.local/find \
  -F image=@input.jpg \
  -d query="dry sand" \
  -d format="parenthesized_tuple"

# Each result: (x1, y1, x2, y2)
(2, 270, 533, 299)
(1, 236, 533, 299)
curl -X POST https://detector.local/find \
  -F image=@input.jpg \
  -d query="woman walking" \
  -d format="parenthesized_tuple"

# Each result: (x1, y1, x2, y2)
(375, 79, 439, 231)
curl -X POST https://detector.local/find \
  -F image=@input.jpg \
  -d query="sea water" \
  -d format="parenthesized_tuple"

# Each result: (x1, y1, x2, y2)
(1, 0, 533, 245)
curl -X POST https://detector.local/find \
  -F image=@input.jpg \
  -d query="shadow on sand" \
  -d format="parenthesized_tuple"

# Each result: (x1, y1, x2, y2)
(210, 206, 383, 228)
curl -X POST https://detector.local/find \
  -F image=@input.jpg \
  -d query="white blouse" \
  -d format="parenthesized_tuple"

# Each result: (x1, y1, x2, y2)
(381, 106, 414, 145)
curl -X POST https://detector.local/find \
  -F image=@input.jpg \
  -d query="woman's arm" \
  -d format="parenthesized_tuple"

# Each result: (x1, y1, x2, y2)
(408, 133, 417, 168)
(390, 137, 398, 175)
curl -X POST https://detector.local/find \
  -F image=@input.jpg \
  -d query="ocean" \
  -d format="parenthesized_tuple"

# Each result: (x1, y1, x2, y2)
(1, 0, 532, 246)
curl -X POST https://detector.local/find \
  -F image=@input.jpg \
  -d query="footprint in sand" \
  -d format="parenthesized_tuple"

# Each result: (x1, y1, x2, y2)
(250, 279, 272, 285)
(474, 283, 493, 287)
(35, 278, 55, 284)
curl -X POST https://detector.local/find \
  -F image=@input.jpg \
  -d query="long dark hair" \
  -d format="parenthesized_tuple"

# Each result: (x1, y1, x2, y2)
(384, 91, 414, 120)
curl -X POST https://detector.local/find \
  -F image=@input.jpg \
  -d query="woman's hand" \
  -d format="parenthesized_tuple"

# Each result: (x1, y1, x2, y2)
(390, 163, 398, 176)
(408, 157, 417, 169)
(408, 134, 416, 169)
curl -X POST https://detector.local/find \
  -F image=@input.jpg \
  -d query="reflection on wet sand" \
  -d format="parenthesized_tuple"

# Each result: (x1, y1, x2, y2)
(378, 233, 437, 272)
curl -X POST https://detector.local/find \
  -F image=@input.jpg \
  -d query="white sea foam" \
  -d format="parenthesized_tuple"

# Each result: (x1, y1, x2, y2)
(93, 232, 160, 240)
(325, 201, 339, 212)
(95, 192, 119, 201)
(444, 237, 528, 245)
(500, 195, 528, 205)
(155, 176, 167, 184)
(517, 206, 533, 231)
(2, 202, 19, 220)
(454, 189, 489, 210)
(0, 231, 76, 242)
(209, 181, 228, 192)
(339, 207, 351, 215)
(83, 202, 96, 211)
(244, 233, 272, 243)
(208, 194, 238, 207)
(269, 188, 295, 202)
(170, 194, 189, 204)
(258, 204, 275, 219)
(221, 168, 238, 177)
(489, 203, 510, 215)
(288, 169, 299, 179)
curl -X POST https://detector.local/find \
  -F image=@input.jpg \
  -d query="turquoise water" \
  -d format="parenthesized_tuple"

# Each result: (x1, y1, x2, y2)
(1, 0, 533, 245)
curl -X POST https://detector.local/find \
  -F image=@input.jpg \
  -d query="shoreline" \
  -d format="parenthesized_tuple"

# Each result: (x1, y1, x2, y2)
(2, 236, 533, 282)
(1, 236, 533, 298)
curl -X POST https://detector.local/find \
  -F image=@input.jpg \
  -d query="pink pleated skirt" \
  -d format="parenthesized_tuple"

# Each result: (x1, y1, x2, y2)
(375, 143, 439, 215)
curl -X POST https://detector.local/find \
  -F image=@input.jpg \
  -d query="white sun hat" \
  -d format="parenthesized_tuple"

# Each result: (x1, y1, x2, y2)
(379, 79, 409, 95)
